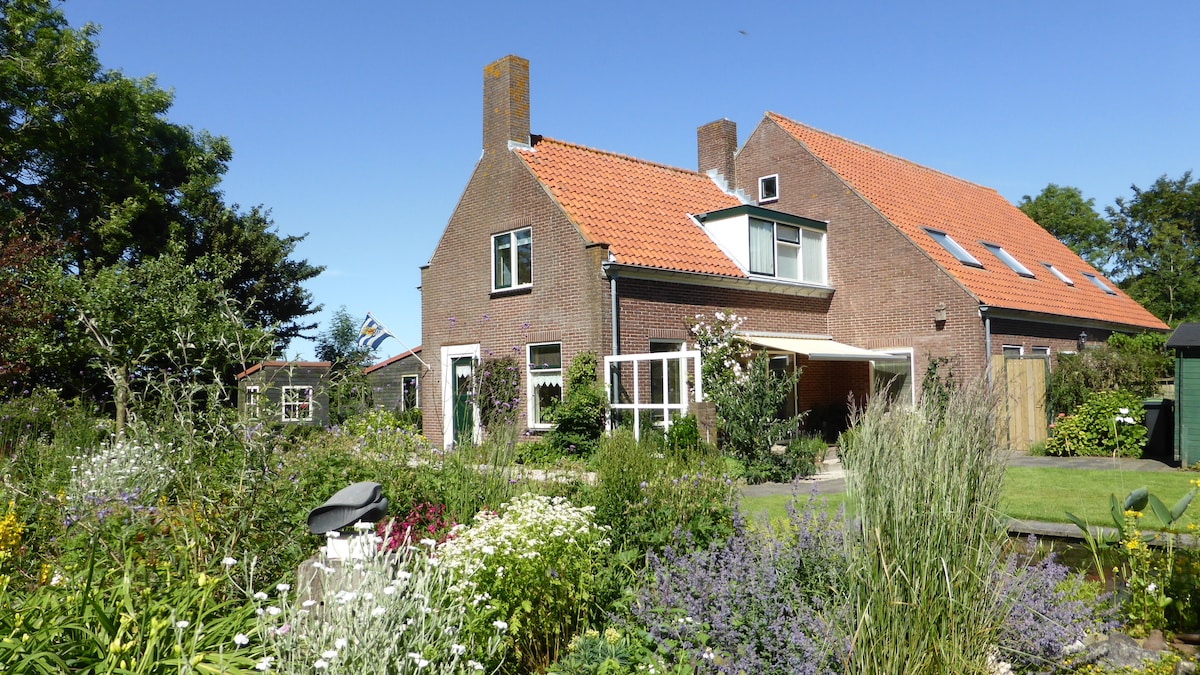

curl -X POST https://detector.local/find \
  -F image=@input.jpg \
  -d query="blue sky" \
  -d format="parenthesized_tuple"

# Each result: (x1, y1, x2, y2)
(61, 1, 1199, 362)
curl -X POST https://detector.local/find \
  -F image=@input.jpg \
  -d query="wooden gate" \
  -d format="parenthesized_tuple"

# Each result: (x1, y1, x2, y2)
(990, 355, 1050, 452)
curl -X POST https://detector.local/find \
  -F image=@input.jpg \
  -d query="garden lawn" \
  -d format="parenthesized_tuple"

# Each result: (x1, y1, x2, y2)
(1001, 466, 1200, 530)
(739, 467, 1200, 531)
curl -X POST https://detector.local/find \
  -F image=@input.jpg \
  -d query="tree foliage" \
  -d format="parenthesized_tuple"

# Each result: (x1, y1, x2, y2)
(1018, 184, 1111, 268)
(0, 0, 322, 401)
(1049, 332, 1172, 415)
(1108, 172, 1200, 325)
(314, 306, 373, 369)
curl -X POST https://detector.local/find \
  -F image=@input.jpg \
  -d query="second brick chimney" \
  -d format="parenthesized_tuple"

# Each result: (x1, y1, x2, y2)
(483, 55, 530, 156)
(697, 119, 737, 188)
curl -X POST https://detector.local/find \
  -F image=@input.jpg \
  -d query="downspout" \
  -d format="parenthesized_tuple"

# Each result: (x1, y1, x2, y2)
(981, 305, 992, 386)
(604, 262, 620, 356)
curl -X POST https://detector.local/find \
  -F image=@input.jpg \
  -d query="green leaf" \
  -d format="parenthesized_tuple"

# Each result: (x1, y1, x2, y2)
(1147, 494, 1173, 527)
(1124, 487, 1149, 512)
(1171, 488, 1197, 522)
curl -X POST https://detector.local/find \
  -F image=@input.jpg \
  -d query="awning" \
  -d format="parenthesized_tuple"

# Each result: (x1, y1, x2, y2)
(743, 335, 908, 361)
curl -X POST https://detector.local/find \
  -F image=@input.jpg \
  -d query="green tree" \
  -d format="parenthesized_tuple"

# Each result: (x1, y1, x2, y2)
(1108, 172, 1200, 325)
(315, 307, 375, 424)
(0, 0, 322, 367)
(0, 222, 59, 379)
(1018, 184, 1111, 268)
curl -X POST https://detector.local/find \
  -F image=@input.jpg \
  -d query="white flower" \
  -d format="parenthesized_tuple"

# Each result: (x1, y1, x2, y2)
(335, 638, 348, 650)
(255, 657, 274, 671)
(221, 557, 238, 567)
(253, 591, 269, 601)
(397, 570, 412, 581)
(353, 521, 373, 531)
(234, 633, 249, 647)
(1147, 582, 1158, 594)
(493, 620, 508, 632)
(451, 644, 466, 656)
(420, 538, 437, 547)
(1119, 408, 1130, 415)
(302, 599, 317, 608)
(372, 606, 386, 617)
(266, 606, 282, 616)
(175, 620, 189, 629)
(276, 583, 290, 592)
(314, 659, 329, 670)
(467, 661, 484, 671)
(322, 649, 338, 659)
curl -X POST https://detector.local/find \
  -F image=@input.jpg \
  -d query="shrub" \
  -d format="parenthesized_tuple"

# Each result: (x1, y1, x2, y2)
(710, 354, 801, 483)
(1045, 390, 1147, 458)
(437, 494, 612, 673)
(665, 414, 702, 453)
(1050, 333, 1171, 415)
(629, 499, 849, 674)
(840, 380, 1008, 674)
(253, 529, 503, 674)
(546, 351, 608, 457)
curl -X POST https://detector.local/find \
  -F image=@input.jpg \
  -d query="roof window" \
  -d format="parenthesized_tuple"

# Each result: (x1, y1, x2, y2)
(1082, 272, 1117, 295)
(759, 175, 779, 203)
(923, 228, 983, 268)
(1041, 262, 1074, 286)
(983, 243, 1034, 278)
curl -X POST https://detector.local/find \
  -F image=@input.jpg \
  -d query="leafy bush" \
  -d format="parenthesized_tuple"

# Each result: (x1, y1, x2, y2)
(710, 354, 801, 483)
(1050, 332, 1171, 415)
(377, 501, 457, 550)
(629, 499, 849, 674)
(437, 494, 612, 673)
(665, 414, 702, 453)
(1045, 390, 1147, 458)
(547, 627, 639, 675)
(474, 355, 522, 432)
(546, 351, 608, 457)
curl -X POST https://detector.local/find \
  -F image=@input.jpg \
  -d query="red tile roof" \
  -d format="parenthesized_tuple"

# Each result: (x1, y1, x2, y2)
(513, 138, 746, 277)
(767, 113, 1168, 331)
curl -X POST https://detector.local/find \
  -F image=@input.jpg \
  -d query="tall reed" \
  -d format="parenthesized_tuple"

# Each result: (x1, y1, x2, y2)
(840, 380, 1008, 674)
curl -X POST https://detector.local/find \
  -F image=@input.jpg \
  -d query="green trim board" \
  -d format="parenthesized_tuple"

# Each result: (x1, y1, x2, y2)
(696, 204, 828, 231)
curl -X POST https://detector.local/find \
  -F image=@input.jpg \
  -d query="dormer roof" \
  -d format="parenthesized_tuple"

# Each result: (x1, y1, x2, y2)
(766, 112, 1168, 331)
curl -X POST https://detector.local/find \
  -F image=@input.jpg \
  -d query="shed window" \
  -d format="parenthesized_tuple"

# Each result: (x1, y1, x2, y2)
(282, 386, 313, 422)
(401, 374, 419, 411)
(245, 385, 261, 419)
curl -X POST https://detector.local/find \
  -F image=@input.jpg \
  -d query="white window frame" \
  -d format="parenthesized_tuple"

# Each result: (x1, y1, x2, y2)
(245, 385, 261, 418)
(605, 350, 703, 442)
(1002, 345, 1024, 357)
(1081, 271, 1117, 295)
(924, 228, 984, 268)
(982, 243, 1035, 278)
(281, 385, 313, 422)
(491, 227, 532, 292)
(758, 174, 779, 203)
(527, 342, 563, 430)
(872, 348, 915, 407)
(441, 343, 481, 450)
(400, 374, 419, 411)
(1032, 346, 1051, 356)
(748, 217, 826, 284)
(1041, 262, 1075, 286)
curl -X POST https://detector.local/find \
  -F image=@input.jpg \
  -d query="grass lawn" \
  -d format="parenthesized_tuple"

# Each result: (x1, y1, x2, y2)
(738, 467, 1200, 530)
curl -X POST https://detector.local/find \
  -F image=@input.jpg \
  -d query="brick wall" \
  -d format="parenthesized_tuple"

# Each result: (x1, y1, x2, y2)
(734, 119, 989, 389)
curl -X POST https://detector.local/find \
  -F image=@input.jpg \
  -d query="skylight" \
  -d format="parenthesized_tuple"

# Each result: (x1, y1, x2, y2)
(923, 228, 983, 267)
(983, 243, 1034, 278)
(1082, 272, 1118, 295)
(1041, 262, 1074, 286)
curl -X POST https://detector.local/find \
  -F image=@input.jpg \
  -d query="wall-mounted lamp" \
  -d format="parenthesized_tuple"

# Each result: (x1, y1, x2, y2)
(1077, 331, 1088, 350)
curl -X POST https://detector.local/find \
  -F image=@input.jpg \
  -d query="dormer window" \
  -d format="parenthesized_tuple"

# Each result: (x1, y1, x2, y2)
(923, 228, 983, 268)
(492, 227, 532, 291)
(759, 175, 779, 203)
(749, 218, 824, 283)
(983, 243, 1034, 278)
(1082, 271, 1117, 295)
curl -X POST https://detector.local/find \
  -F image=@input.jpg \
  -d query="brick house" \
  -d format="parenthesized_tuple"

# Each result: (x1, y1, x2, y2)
(236, 361, 332, 426)
(364, 347, 424, 414)
(419, 55, 1166, 450)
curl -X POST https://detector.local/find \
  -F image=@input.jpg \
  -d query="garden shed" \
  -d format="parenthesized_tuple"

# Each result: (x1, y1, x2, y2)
(1167, 323, 1200, 468)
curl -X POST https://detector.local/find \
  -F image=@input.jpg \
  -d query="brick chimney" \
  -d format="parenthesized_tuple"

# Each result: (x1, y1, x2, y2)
(697, 119, 737, 187)
(483, 55, 530, 156)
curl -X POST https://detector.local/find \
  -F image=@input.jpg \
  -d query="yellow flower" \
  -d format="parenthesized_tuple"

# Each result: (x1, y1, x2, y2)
(604, 627, 621, 645)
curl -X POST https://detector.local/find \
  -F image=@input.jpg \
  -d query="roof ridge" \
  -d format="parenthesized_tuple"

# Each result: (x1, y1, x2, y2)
(765, 112, 1005, 196)
(521, 136, 711, 179)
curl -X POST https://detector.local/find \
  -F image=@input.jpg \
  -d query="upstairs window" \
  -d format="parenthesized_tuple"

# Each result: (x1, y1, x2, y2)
(749, 218, 825, 284)
(1082, 271, 1117, 295)
(759, 174, 779, 203)
(282, 386, 313, 422)
(924, 228, 983, 268)
(1041, 262, 1075, 286)
(983, 243, 1034, 277)
(527, 343, 562, 428)
(492, 227, 532, 291)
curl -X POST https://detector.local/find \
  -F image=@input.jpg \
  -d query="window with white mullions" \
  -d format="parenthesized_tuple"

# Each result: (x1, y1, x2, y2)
(527, 342, 562, 428)
(492, 227, 532, 291)
(749, 218, 825, 283)
(282, 386, 313, 422)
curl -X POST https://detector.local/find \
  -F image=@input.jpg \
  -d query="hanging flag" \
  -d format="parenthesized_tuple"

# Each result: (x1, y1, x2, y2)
(356, 312, 394, 350)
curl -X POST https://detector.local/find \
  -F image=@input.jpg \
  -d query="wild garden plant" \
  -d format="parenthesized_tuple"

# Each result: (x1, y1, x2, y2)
(251, 528, 504, 674)
(1045, 390, 1148, 458)
(840, 379, 1008, 674)
(630, 498, 849, 675)
(545, 351, 608, 457)
(437, 493, 612, 673)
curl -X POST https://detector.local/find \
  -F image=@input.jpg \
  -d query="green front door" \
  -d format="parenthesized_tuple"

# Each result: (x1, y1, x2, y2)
(451, 356, 475, 447)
